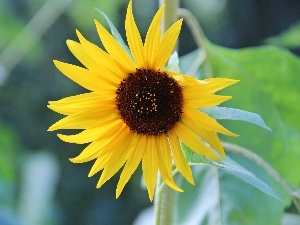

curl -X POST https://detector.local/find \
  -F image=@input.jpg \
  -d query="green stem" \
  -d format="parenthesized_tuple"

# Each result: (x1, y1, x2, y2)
(222, 141, 300, 212)
(177, 8, 207, 54)
(154, 174, 176, 225)
(177, 8, 213, 78)
(159, 0, 179, 31)
(154, 174, 163, 225)
(159, 0, 179, 53)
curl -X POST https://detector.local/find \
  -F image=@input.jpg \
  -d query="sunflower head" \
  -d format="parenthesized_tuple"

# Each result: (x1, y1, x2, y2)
(48, 0, 238, 201)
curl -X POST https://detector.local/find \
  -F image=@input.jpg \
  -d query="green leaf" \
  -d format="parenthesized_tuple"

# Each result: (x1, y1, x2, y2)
(200, 107, 272, 131)
(212, 161, 280, 200)
(177, 42, 300, 224)
(175, 166, 285, 225)
(206, 43, 300, 187)
(181, 143, 280, 201)
(95, 8, 131, 56)
(179, 35, 300, 225)
(264, 22, 300, 48)
(177, 43, 300, 225)
(176, 144, 287, 225)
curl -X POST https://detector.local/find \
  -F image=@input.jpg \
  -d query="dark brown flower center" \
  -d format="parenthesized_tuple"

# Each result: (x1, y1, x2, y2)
(116, 68, 183, 135)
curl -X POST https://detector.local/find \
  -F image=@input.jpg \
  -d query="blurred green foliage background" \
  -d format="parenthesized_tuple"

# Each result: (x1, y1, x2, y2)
(0, 0, 299, 224)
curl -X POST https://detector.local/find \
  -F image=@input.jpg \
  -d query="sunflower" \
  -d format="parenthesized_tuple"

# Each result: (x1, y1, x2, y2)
(48, 0, 238, 201)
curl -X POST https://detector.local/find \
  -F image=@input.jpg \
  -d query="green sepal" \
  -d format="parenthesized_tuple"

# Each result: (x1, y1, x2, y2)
(167, 51, 181, 73)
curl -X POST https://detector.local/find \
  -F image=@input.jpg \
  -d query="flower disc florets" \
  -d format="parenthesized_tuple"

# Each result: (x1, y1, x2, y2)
(116, 68, 183, 135)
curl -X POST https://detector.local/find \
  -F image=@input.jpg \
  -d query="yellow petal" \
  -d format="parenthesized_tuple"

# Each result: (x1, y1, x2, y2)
(70, 136, 116, 163)
(49, 91, 114, 106)
(57, 118, 123, 144)
(66, 40, 104, 73)
(69, 124, 128, 164)
(181, 114, 225, 157)
(94, 20, 136, 74)
(116, 134, 145, 198)
(88, 127, 133, 176)
(88, 152, 111, 177)
(184, 94, 232, 108)
(143, 5, 165, 69)
(76, 30, 126, 81)
(96, 137, 133, 189)
(142, 135, 158, 201)
(48, 106, 116, 131)
(203, 78, 239, 93)
(125, 0, 145, 68)
(154, 19, 182, 69)
(156, 134, 183, 192)
(184, 78, 239, 94)
(48, 92, 115, 115)
(168, 129, 195, 185)
(53, 60, 109, 92)
(95, 126, 133, 159)
(47, 99, 114, 116)
(173, 122, 220, 160)
(184, 105, 238, 137)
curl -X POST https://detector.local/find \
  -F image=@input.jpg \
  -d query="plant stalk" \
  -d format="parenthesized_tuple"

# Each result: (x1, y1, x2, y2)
(159, 0, 179, 31)
(154, 2, 179, 224)
(177, 8, 213, 78)
(154, 174, 176, 225)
